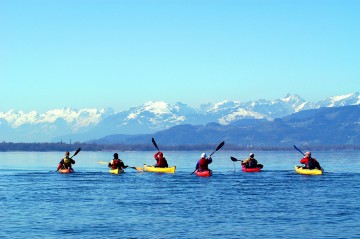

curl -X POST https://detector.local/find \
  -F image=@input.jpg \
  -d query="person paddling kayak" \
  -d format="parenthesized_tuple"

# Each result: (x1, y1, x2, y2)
(108, 153, 128, 170)
(195, 153, 212, 172)
(300, 151, 321, 170)
(57, 151, 75, 171)
(154, 151, 168, 168)
(241, 153, 263, 169)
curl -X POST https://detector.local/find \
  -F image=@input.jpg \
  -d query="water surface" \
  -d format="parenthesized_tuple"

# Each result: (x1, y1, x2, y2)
(1, 150, 359, 238)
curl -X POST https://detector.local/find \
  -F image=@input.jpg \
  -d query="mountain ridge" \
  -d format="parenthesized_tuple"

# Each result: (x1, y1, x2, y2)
(0, 92, 359, 142)
(89, 105, 360, 146)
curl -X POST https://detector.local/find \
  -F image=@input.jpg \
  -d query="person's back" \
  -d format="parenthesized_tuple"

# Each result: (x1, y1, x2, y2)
(154, 152, 168, 167)
(196, 153, 212, 171)
(248, 158, 258, 168)
(58, 151, 75, 170)
(109, 153, 127, 169)
(110, 159, 121, 169)
(242, 153, 257, 168)
(306, 157, 321, 170)
(300, 151, 321, 170)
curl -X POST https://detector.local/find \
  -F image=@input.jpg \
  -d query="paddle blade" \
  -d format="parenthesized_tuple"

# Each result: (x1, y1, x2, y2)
(134, 167, 144, 172)
(216, 141, 225, 151)
(72, 148, 81, 158)
(230, 156, 239, 162)
(97, 161, 108, 165)
(210, 141, 225, 156)
(152, 137, 160, 151)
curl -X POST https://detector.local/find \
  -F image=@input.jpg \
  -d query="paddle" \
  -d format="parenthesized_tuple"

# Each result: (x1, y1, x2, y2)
(152, 137, 160, 151)
(97, 161, 143, 171)
(191, 141, 225, 174)
(293, 145, 305, 156)
(230, 156, 242, 162)
(56, 148, 81, 171)
(71, 148, 81, 158)
(210, 141, 225, 157)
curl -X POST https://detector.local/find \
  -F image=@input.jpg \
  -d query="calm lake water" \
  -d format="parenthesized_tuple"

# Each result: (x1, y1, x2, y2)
(1, 150, 360, 238)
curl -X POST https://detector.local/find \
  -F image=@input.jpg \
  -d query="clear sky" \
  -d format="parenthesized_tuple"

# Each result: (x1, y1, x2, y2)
(0, 0, 359, 112)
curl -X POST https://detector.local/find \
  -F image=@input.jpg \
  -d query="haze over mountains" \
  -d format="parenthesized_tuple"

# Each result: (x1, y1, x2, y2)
(0, 92, 359, 144)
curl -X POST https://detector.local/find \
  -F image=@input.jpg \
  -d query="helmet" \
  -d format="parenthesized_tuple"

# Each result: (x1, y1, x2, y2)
(114, 153, 119, 159)
(201, 153, 207, 158)
(249, 153, 254, 158)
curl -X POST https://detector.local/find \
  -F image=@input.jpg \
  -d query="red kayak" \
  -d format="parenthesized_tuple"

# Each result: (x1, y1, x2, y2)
(195, 169, 212, 177)
(241, 165, 261, 173)
(59, 168, 74, 174)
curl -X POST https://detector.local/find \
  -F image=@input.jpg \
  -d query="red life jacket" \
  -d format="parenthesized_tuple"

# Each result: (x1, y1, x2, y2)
(112, 159, 121, 169)
(199, 158, 209, 170)
(157, 157, 168, 167)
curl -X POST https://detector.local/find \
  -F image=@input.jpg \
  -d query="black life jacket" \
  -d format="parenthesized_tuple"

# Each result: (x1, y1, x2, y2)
(248, 158, 258, 168)
(307, 158, 317, 169)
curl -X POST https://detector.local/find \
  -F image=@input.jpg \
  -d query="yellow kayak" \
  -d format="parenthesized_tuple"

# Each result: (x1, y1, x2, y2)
(143, 164, 176, 174)
(295, 165, 324, 175)
(109, 168, 124, 174)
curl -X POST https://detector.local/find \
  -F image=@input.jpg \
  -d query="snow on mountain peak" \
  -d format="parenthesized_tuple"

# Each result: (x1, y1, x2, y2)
(219, 108, 265, 125)
(207, 100, 241, 113)
(0, 107, 111, 130)
(0, 110, 38, 128)
(281, 94, 304, 103)
(318, 92, 360, 107)
(123, 101, 188, 126)
(143, 101, 172, 115)
(1, 92, 359, 142)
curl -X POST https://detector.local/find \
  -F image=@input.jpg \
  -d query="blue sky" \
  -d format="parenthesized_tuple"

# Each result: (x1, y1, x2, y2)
(0, 0, 359, 112)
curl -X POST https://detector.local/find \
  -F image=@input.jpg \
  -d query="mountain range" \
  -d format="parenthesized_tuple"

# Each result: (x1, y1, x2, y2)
(90, 104, 360, 146)
(0, 92, 359, 143)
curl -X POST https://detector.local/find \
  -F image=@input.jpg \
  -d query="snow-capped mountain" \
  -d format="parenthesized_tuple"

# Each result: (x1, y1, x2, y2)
(316, 92, 360, 107)
(0, 92, 359, 142)
(80, 101, 198, 140)
(0, 108, 114, 142)
(0, 107, 114, 130)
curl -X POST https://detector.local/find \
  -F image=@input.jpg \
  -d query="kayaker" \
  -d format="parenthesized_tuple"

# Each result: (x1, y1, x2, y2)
(195, 153, 212, 172)
(154, 151, 168, 168)
(57, 151, 75, 170)
(300, 151, 321, 170)
(241, 153, 263, 169)
(108, 153, 128, 170)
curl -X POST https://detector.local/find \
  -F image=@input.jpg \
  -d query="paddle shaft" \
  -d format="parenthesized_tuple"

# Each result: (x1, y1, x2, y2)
(293, 145, 305, 156)
(70, 148, 81, 159)
(209, 141, 225, 156)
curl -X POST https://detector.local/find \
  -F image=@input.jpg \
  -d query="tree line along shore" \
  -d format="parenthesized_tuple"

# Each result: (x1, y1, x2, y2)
(0, 142, 359, 152)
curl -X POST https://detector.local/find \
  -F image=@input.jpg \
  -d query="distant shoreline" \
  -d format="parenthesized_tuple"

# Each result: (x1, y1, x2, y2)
(0, 142, 359, 152)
